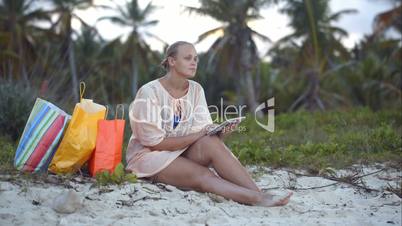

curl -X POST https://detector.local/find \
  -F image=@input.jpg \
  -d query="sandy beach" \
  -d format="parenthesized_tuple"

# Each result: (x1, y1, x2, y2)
(0, 164, 400, 226)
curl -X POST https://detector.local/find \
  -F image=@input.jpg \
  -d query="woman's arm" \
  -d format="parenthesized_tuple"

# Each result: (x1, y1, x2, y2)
(147, 128, 207, 151)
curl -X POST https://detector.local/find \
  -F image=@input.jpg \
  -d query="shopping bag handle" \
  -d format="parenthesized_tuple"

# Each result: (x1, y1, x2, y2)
(115, 104, 125, 120)
(105, 106, 109, 120)
(79, 82, 86, 101)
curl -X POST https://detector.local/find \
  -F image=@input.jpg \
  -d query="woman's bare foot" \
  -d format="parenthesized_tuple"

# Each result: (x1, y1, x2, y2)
(255, 191, 293, 207)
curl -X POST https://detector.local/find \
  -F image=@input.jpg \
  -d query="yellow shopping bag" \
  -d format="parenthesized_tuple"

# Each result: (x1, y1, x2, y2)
(49, 82, 106, 174)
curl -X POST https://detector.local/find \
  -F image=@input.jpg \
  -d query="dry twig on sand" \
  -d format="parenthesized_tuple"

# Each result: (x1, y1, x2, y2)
(116, 196, 165, 207)
(284, 168, 391, 193)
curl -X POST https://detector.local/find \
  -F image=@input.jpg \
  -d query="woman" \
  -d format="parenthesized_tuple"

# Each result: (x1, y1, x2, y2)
(126, 41, 292, 207)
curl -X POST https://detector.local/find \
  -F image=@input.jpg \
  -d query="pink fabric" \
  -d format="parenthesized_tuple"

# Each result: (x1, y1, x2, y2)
(126, 79, 212, 178)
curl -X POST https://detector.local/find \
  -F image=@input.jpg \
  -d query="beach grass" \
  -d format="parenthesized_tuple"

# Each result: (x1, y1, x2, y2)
(226, 107, 402, 173)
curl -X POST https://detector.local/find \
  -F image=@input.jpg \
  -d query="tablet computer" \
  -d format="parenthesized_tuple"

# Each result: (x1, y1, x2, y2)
(207, 116, 246, 136)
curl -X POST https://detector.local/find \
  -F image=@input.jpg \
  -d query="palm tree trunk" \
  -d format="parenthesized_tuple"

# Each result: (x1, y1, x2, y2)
(305, 69, 323, 111)
(68, 36, 79, 102)
(17, 35, 30, 87)
(235, 81, 244, 108)
(245, 71, 261, 115)
(131, 56, 139, 98)
(239, 34, 262, 118)
(255, 62, 261, 99)
(305, 0, 324, 111)
(6, 60, 14, 82)
(100, 71, 109, 104)
(289, 69, 325, 111)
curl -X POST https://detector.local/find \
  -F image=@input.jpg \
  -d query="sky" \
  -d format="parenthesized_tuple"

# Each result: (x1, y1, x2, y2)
(73, 0, 399, 56)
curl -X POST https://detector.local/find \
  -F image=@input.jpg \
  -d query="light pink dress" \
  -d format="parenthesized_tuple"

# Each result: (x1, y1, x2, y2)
(126, 79, 213, 178)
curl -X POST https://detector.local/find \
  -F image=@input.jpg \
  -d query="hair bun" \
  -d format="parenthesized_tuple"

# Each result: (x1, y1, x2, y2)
(160, 58, 168, 70)
(161, 41, 193, 71)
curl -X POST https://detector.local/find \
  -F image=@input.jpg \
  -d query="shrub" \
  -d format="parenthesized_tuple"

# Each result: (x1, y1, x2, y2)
(0, 81, 36, 141)
(95, 163, 137, 186)
(0, 136, 16, 171)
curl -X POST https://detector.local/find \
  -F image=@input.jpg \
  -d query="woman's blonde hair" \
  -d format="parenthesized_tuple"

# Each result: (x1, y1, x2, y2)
(161, 41, 193, 70)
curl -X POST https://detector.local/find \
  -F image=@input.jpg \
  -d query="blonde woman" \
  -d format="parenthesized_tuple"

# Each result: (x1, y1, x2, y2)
(126, 41, 292, 207)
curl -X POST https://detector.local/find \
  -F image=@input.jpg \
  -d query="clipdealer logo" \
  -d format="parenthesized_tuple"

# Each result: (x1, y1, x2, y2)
(129, 96, 275, 133)
(254, 98, 275, 132)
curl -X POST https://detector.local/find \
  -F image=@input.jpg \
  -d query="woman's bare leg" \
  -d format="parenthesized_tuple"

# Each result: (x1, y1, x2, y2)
(183, 136, 260, 192)
(150, 156, 291, 206)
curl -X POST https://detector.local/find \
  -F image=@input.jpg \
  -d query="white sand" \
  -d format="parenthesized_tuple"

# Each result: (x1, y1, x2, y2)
(0, 164, 400, 226)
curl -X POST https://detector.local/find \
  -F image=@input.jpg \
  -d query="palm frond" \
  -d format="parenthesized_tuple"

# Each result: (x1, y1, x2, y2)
(324, 26, 348, 37)
(140, 20, 158, 27)
(373, 5, 402, 35)
(97, 16, 129, 26)
(196, 26, 225, 44)
(327, 9, 358, 22)
(143, 31, 168, 46)
(141, 1, 158, 19)
(250, 28, 271, 42)
(206, 35, 231, 71)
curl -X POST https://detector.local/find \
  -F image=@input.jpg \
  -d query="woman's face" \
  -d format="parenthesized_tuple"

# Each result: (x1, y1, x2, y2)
(169, 44, 198, 78)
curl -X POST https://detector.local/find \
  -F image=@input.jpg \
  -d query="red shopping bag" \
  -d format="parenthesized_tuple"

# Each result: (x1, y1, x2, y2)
(89, 105, 125, 177)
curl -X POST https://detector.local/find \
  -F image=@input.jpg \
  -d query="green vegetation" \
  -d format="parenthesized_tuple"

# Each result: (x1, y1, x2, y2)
(0, 81, 36, 141)
(227, 108, 402, 172)
(95, 163, 137, 186)
(0, 136, 16, 172)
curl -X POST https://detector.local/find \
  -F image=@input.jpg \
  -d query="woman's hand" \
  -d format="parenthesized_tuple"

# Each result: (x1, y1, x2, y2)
(218, 122, 239, 139)
(204, 122, 239, 139)
(196, 124, 212, 137)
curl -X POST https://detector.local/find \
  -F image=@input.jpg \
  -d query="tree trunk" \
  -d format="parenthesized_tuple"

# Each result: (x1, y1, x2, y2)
(239, 34, 262, 118)
(244, 70, 261, 116)
(289, 68, 325, 111)
(235, 81, 244, 108)
(131, 56, 139, 98)
(100, 72, 109, 104)
(17, 34, 30, 87)
(255, 62, 261, 99)
(7, 60, 13, 82)
(305, 69, 323, 111)
(68, 35, 79, 102)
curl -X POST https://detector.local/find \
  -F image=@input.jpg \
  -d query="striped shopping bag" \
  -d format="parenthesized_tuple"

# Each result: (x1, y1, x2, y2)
(14, 98, 71, 172)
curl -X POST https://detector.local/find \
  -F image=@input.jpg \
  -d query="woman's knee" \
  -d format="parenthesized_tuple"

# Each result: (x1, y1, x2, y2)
(186, 136, 232, 166)
(194, 135, 221, 147)
(186, 136, 217, 157)
(194, 136, 226, 154)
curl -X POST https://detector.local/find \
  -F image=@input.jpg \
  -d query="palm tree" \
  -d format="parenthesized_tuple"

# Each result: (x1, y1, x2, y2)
(0, 0, 50, 86)
(186, 0, 277, 116)
(372, 0, 401, 37)
(100, 0, 164, 98)
(277, 0, 357, 111)
(47, 0, 94, 102)
(74, 24, 106, 100)
(324, 37, 402, 110)
(96, 37, 125, 103)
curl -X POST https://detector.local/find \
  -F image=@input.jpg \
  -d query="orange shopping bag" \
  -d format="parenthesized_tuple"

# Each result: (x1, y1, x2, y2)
(89, 104, 125, 177)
